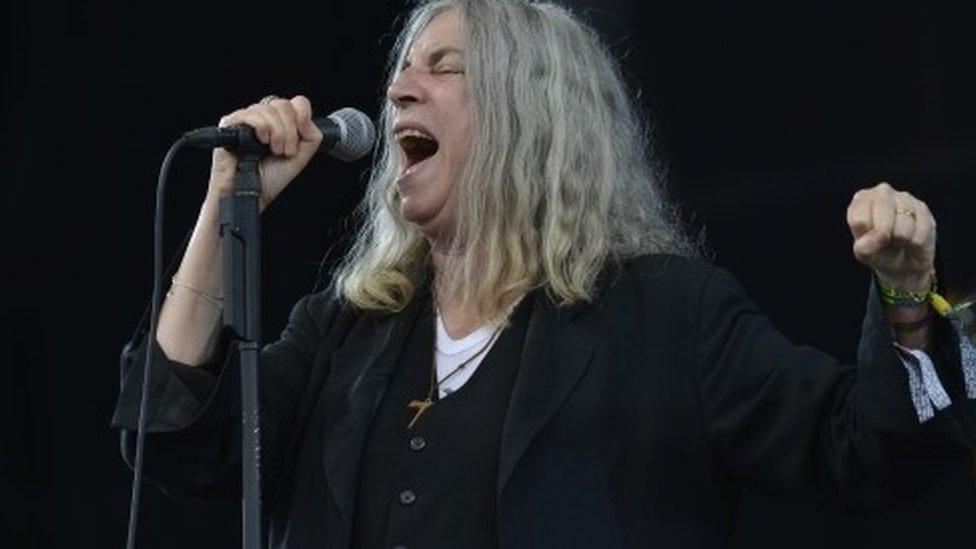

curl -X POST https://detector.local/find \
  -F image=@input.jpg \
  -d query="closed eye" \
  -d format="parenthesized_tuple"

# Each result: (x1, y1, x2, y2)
(400, 46, 465, 74)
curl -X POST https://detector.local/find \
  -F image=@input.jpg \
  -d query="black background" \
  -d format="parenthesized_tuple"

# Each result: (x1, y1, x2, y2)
(2, 0, 975, 547)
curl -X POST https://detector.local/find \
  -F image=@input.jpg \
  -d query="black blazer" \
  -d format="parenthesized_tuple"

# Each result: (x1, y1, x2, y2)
(112, 255, 976, 548)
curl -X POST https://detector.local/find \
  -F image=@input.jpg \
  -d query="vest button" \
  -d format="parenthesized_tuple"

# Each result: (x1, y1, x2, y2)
(409, 436, 427, 451)
(398, 490, 417, 506)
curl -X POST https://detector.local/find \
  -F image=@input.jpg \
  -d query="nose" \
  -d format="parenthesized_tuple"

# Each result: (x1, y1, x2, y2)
(387, 67, 424, 108)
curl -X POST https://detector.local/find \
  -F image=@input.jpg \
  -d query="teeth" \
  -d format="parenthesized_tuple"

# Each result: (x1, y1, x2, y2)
(395, 128, 436, 141)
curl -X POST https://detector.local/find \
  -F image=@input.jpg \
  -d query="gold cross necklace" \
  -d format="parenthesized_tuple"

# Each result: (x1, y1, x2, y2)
(407, 323, 503, 429)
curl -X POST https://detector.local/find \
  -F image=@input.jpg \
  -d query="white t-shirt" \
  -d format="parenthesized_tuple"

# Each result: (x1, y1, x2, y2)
(433, 311, 500, 399)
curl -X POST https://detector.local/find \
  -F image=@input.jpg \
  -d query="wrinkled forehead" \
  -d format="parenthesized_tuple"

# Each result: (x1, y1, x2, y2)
(403, 7, 465, 64)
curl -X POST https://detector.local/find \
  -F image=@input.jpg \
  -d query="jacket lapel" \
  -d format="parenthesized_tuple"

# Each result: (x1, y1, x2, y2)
(320, 293, 426, 531)
(318, 283, 596, 528)
(497, 292, 595, 499)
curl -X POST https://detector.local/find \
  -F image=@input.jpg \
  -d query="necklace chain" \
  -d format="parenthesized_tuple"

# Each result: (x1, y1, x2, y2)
(406, 321, 503, 429)
(407, 294, 525, 429)
(435, 325, 503, 389)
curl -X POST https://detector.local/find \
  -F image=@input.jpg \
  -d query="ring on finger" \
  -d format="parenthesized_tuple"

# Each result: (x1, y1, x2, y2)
(895, 207, 916, 220)
(260, 94, 280, 105)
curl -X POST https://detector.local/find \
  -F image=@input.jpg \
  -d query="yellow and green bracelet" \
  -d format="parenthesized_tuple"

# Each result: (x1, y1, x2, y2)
(876, 275, 969, 317)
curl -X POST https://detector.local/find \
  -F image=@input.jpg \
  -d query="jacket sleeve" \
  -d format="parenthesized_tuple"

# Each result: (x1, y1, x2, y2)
(695, 266, 976, 509)
(110, 290, 341, 501)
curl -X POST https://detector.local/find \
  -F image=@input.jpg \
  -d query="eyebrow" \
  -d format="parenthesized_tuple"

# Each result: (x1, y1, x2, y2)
(402, 46, 464, 69)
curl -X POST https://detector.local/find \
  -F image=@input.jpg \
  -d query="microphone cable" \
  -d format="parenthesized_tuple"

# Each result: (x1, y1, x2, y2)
(120, 105, 374, 548)
(124, 136, 187, 549)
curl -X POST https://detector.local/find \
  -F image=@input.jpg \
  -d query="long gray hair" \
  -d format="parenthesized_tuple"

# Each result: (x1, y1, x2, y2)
(332, 0, 699, 323)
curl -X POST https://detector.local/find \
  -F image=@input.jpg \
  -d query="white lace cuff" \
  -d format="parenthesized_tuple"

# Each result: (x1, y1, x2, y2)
(895, 345, 951, 422)
(894, 319, 976, 423)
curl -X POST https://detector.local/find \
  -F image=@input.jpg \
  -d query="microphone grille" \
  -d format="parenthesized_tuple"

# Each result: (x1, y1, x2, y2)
(327, 108, 376, 162)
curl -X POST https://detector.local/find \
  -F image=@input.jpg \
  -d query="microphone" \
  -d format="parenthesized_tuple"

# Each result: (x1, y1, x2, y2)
(183, 107, 376, 162)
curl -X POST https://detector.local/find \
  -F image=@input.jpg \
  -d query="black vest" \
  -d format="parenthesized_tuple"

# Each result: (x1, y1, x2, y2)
(351, 292, 531, 549)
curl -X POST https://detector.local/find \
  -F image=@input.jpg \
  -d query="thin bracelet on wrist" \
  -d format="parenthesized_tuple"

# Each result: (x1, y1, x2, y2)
(888, 312, 934, 333)
(169, 278, 223, 310)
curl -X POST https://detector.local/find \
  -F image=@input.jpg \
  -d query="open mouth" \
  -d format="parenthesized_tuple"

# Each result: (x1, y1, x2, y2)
(396, 129, 440, 174)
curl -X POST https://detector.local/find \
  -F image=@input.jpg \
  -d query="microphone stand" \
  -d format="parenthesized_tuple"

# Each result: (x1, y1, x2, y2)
(219, 142, 265, 549)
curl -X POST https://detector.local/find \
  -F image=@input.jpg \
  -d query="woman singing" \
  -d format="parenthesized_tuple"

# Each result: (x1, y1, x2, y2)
(113, 1, 976, 547)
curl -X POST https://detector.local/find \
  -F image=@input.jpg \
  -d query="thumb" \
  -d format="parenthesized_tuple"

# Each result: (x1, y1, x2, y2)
(852, 229, 891, 260)
(295, 117, 322, 163)
(298, 115, 323, 143)
(295, 133, 321, 162)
